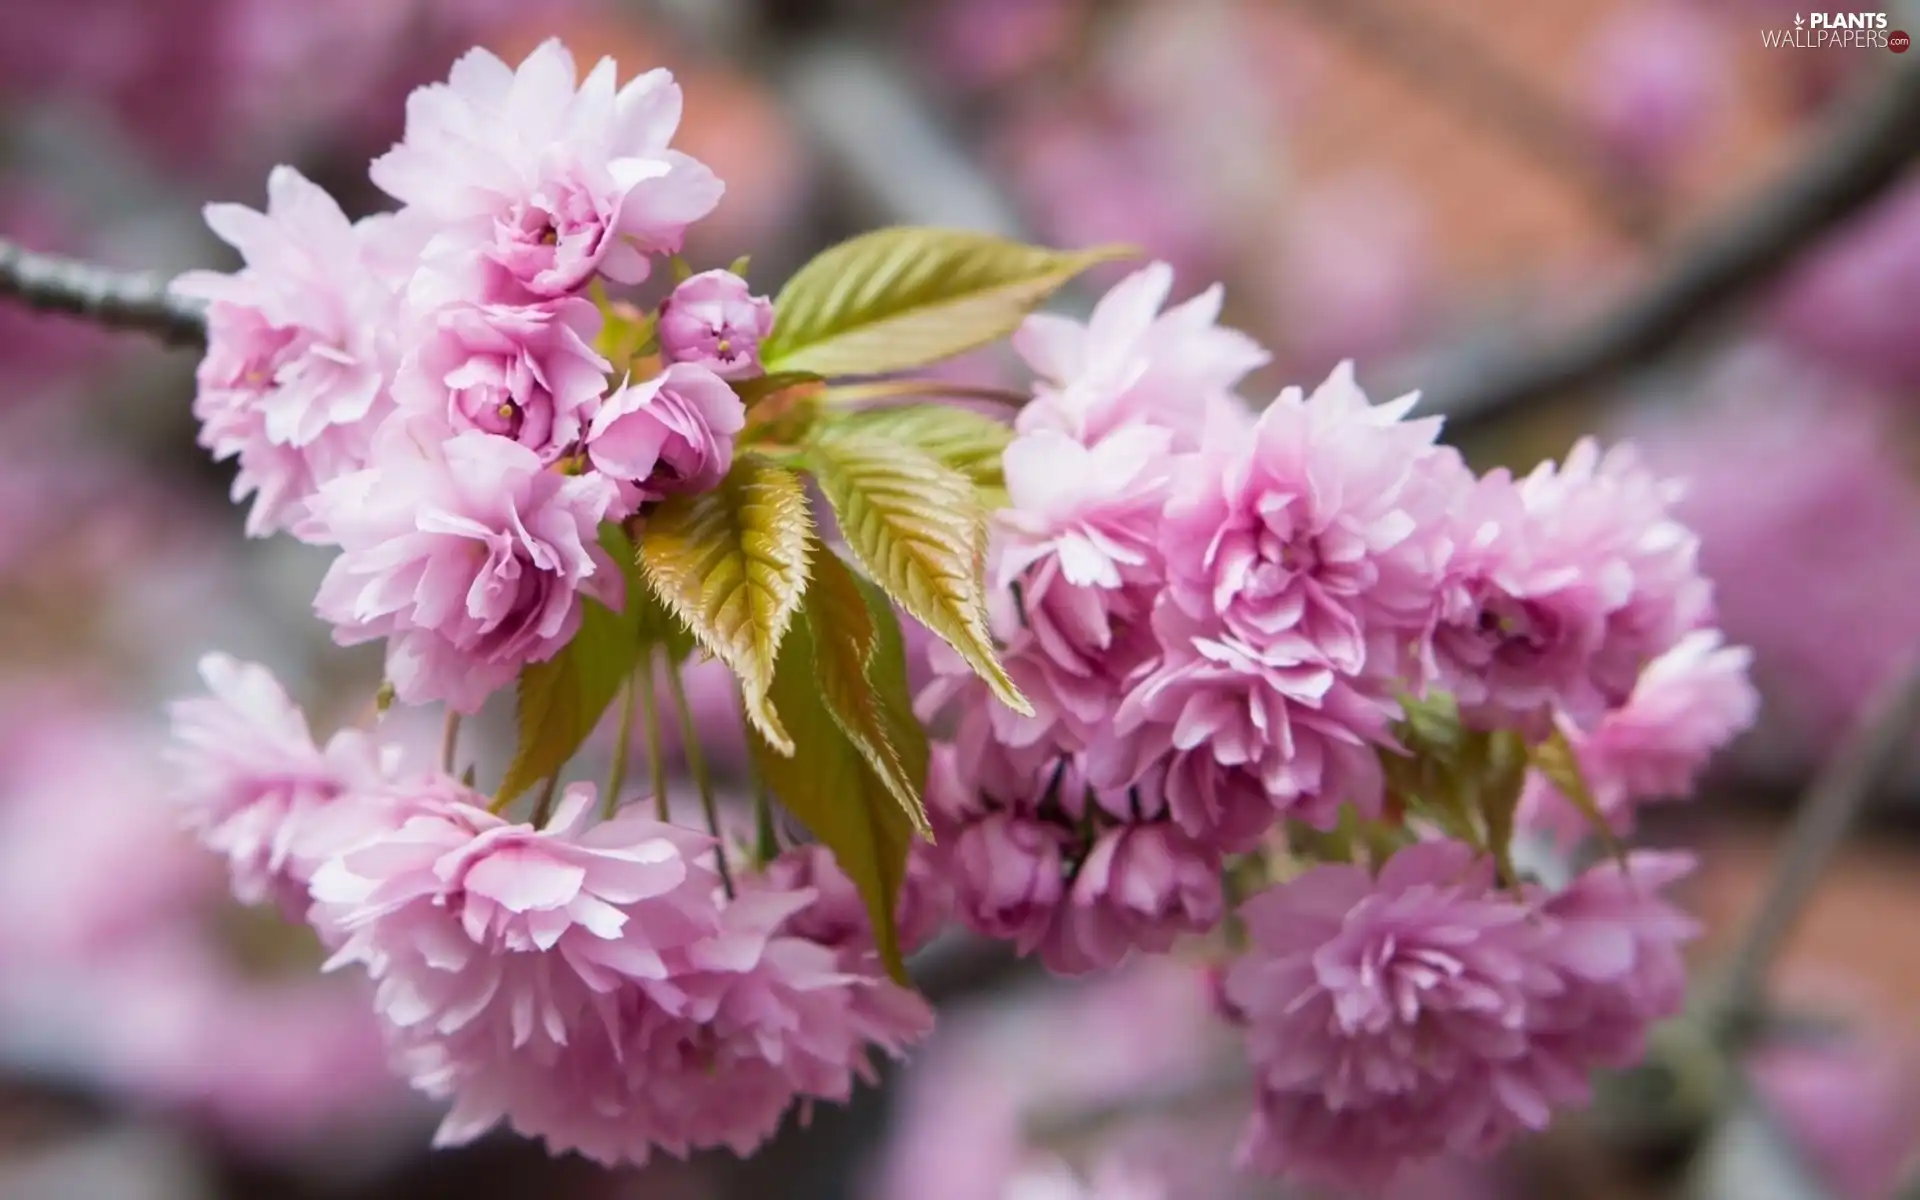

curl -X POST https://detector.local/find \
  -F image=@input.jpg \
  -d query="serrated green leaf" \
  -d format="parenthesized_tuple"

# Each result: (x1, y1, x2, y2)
(835, 403, 1013, 504)
(806, 548, 931, 835)
(1532, 726, 1627, 862)
(636, 455, 813, 755)
(497, 595, 641, 804)
(752, 606, 917, 982)
(850, 571, 930, 800)
(734, 371, 826, 409)
(761, 228, 1133, 377)
(805, 428, 1030, 715)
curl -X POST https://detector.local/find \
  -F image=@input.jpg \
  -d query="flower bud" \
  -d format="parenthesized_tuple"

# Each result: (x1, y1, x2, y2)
(658, 269, 774, 380)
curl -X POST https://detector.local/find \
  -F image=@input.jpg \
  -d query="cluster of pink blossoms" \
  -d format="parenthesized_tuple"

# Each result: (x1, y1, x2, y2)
(164, 40, 930, 1167)
(175, 38, 771, 712)
(168, 654, 931, 1164)
(919, 262, 1757, 1186)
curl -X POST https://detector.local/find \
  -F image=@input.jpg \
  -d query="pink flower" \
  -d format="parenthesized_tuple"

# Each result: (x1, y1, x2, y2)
(1013, 262, 1268, 450)
(1159, 361, 1451, 674)
(996, 426, 1171, 592)
(1748, 1036, 1920, 1200)
(1433, 438, 1711, 730)
(1042, 823, 1223, 975)
(174, 166, 402, 537)
(759, 842, 948, 957)
(948, 810, 1071, 954)
(165, 653, 400, 913)
(370, 40, 723, 297)
(1225, 839, 1564, 1189)
(658, 269, 775, 380)
(394, 291, 610, 464)
(1529, 851, 1698, 1071)
(1112, 601, 1389, 832)
(1772, 180, 1920, 391)
(585, 362, 746, 508)
(310, 782, 729, 1157)
(309, 425, 620, 712)
(1522, 630, 1757, 841)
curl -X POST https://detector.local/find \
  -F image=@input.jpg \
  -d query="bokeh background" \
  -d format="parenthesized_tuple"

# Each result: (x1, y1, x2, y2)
(2, 0, 1918, 1197)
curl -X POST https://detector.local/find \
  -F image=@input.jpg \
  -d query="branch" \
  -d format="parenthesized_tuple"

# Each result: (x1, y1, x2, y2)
(1283, 0, 1664, 244)
(1417, 60, 1920, 427)
(1711, 662, 1920, 1044)
(0, 237, 205, 348)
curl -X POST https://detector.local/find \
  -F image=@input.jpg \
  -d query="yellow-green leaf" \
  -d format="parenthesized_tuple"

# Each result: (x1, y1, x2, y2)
(1532, 726, 1627, 862)
(760, 228, 1133, 377)
(805, 547, 931, 835)
(851, 571, 931, 801)
(751, 606, 917, 981)
(835, 403, 1013, 506)
(805, 428, 1030, 715)
(636, 455, 813, 755)
(601, 521, 696, 664)
(497, 595, 641, 804)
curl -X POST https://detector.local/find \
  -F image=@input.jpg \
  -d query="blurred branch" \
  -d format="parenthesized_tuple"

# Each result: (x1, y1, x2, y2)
(1420, 60, 1920, 427)
(1712, 662, 1920, 1045)
(0, 236, 204, 347)
(1281, 0, 1663, 244)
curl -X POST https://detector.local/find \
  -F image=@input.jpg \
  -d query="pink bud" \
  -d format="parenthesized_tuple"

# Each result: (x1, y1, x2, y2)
(658, 269, 775, 380)
(585, 362, 746, 507)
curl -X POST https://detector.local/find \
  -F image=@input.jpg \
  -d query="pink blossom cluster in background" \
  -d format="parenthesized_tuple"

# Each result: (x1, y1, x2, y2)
(917, 260, 1756, 1187)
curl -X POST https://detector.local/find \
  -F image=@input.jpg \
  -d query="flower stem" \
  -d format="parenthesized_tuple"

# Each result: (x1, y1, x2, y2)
(440, 710, 462, 775)
(637, 652, 670, 823)
(753, 782, 780, 867)
(668, 660, 733, 898)
(531, 772, 560, 829)
(604, 671, 639, 820)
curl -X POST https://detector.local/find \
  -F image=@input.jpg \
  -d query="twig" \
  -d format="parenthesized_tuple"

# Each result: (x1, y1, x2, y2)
(0, 237, 205, 347)
(1419, 60, 1920, 427)
(1714, 662, 1920, 1044)
(1282, 0, 1663, 244)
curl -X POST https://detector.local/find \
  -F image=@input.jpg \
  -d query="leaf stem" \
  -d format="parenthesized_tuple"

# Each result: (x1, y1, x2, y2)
(754, 782, 780, 867)
(604, 671, 640, 820)
(441, 711, 462, 775)
(668, 660, 733, 898)
(637, 653, 670, 823)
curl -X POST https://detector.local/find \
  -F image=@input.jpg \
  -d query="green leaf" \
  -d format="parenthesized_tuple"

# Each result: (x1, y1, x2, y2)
(636, 455, 813, 755)
(805, 547, 931, 835)
(728, 254, 752, 279)
(497, 594, 641, 805)
(1531, 726, 1627, 862)
(851, 571, 930, 801)
(760, 228, 1133, 377)
(805, 428, 1031, 715)
(835, 403, 1013, 505)
(751, 605, 917, 982)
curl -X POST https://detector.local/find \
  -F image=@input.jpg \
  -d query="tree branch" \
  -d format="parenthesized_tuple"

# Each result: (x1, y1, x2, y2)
(1712, 661, 1920, 1044)
(0, 237, 205, 348)
(1417, 60, 1920, 427)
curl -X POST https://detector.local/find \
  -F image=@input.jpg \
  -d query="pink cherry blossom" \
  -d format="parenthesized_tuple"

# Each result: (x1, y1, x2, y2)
(997, 425, 1172, 592)
(658, 269, 775, 380)
(1226, 839, 1566, 1189)
(174, 166, 403, 537)
(310, 782, 729, 1157)
(308, 424, 620, 712)
(1748, 1036, 1920, 1200)
(371, 39, 723, 297)
(586, 362, 746, 509)
(165, 653, 401, 913)
(1433, 438, 1711, 730)
(1112, 600, 1389, 832)
(1013, 261, 1268, 450)
(1522, 629, 1757, 841)
(1529, 850, 1698, 1072)
(1580, 4, 1728, 181)
(1159, 361, 1451, 674)
(393, 290, 610, 464)
(1042, 823, 1223, 975)
(947, 810, 1072, 954)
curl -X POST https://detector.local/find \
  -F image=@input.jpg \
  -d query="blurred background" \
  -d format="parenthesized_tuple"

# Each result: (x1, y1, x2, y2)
(2, 0, 1918, 1196)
